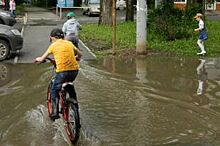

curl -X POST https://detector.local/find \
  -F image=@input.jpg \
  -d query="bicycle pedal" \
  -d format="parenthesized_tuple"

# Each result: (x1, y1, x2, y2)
(50, 114, 60, 121)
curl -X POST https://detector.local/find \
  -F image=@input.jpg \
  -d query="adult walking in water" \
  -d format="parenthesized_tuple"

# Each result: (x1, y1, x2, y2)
(62, 12, 82, 49)
(194, 13, 208, 55)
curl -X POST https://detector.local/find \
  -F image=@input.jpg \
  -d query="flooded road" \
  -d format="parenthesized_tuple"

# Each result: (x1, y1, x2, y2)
(1, 57, 220, 146)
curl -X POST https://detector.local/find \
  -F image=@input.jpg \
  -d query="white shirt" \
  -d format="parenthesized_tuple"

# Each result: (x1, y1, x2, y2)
(9, 0, 16, 11)
(62, 18, 81, 36)
(199, 19, 204, 30)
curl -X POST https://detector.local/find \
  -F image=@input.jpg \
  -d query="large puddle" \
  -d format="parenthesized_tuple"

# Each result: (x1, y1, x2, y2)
(1, 57, 220, 146)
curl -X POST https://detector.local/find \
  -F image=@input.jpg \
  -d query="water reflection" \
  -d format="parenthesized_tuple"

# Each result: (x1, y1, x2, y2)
(0, 63, 71, 146)
(2, 57, 220, 146)
(84, 56, 220, 146)
(136, 57, 149, 83)
(0, 63, 8, 83)
(196, 58, 207, 95)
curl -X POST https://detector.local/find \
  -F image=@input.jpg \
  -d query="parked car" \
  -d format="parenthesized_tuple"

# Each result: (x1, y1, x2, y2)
(116, 0, 126, 10)
(0, 9, 16, 26)
(82, 0, 100, 16)
(0, 24, 23, 61)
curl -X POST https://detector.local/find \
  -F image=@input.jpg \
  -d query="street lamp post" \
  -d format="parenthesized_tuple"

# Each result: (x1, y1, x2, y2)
(136, 0, 147, 54)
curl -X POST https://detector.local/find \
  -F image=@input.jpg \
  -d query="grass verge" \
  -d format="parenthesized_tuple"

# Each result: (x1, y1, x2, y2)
(79, 20, 220, 58)
(16, 4, 25, 16)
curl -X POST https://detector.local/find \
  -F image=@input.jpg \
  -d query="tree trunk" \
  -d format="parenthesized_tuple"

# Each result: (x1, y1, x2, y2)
(74, 0, 82, 6)
(126, 0, 135, 21)
(186, 0, 190, 10)
(99, 0, 113, 25)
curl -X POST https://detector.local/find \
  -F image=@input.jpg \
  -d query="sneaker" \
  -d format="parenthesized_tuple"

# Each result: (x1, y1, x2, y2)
(197, 51, 206, 55)
(202, 51, 206, 54)
(197, 88, 202, 95)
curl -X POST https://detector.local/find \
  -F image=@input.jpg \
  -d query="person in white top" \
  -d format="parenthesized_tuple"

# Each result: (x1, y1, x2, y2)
(62, 12, 82, 49)
(9, 0, 16, 18)
(194, 13, 208, 55)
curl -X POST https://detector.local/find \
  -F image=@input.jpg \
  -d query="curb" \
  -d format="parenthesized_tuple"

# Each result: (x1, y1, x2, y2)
(14, 13, 27, 63)
(79, 39, 97, 60)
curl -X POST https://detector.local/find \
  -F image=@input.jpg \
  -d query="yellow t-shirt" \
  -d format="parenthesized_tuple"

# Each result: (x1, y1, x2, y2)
(47, 39, 79, 72)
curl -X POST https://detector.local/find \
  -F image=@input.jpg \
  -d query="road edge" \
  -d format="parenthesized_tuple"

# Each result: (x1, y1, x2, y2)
(14, 13, 27, 64)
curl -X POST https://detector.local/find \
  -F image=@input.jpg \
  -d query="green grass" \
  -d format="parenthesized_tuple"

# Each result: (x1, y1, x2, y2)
(16, 4, 25, 16)
(80, 20, 220, 57)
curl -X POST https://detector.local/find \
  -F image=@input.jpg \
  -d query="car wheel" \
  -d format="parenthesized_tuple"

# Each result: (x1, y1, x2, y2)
(0, 64, 8, 81)
(0, 40, 10, 61)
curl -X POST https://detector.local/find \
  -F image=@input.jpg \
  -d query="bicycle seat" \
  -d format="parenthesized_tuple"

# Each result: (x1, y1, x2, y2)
(62, 82, 77, 99)
(62, 82, 74, 88)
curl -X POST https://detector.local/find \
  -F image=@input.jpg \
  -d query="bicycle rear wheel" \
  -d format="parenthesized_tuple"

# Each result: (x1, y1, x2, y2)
(64, 102, 80, 144)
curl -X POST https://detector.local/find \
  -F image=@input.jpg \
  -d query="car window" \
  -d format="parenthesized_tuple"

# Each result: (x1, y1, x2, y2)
(89, 0, 100, 4)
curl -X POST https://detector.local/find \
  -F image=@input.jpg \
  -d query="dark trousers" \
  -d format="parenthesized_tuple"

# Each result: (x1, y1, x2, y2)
(11, 10, 16, 18)
(65, 35, 79, 49)
(51, 70, 79, 115)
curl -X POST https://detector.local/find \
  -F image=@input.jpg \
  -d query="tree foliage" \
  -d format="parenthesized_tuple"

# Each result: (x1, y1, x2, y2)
(148, 0, 201, 41)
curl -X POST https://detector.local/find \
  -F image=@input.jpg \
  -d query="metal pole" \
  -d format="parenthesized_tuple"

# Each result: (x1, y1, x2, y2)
(112, 0, 116, 55)
(136, 0, 147, 54)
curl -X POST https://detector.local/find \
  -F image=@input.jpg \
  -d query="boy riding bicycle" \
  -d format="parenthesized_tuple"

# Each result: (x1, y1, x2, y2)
(35, 28, 82, 120)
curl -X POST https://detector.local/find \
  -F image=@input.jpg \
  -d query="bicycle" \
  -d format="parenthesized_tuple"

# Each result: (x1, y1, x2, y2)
(39, 57, 81, 144)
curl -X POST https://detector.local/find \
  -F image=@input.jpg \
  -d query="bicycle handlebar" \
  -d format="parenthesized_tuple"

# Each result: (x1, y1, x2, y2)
(45, 57, 56, 68)
(35, 57, 56, 68)
(45, 57, 54, 62)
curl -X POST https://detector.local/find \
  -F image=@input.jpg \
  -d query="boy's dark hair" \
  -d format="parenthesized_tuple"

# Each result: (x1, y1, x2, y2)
(50, 28, 64, 39)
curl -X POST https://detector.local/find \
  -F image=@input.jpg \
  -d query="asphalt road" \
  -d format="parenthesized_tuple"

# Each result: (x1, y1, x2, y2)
(12, 7, 126, 63)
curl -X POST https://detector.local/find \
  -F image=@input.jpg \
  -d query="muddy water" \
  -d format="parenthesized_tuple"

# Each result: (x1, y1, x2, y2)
(1, 57, 220, 146)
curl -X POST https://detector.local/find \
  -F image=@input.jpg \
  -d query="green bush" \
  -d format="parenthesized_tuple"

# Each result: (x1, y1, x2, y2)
(16, 4, 25, 15)
(185, 3, 203, 20)
(148, 1, 200, 41)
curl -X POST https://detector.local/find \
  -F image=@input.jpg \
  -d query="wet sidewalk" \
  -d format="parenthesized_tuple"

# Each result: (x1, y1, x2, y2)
(25, 6, 60, 21)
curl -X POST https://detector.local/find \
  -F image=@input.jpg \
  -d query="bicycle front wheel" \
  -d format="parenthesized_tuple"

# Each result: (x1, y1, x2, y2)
(64, 102, 80, 144)
(47, 84, 53, 117)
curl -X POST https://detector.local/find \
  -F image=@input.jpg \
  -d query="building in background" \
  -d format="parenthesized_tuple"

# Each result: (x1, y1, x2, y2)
(57, 0, 82, 7)
(174, 0, 220, 11)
